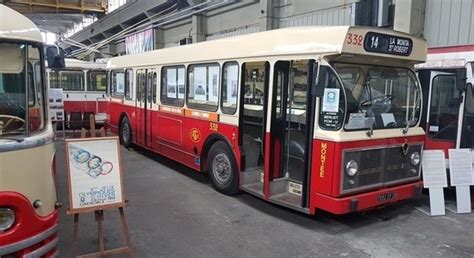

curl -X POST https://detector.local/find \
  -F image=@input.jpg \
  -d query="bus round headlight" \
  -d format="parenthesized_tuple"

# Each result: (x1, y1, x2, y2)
(410, 152, 420, 166)
(346, 160, 358, 176)
(0, 208, 15, 232)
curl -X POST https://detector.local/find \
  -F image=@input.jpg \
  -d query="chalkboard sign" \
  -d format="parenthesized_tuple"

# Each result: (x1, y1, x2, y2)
(364, 32, 413, 56)
(65, 137, 125, 214)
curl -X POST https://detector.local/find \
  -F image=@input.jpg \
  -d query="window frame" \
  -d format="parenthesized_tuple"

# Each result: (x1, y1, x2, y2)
(110, 69, 126, 98)
(125, 68, 133, 100)
(186, 62, 220, 112)
(221, 61, 239, 115)
(161, 65, 186, 107)
(428, 74, 459, 142)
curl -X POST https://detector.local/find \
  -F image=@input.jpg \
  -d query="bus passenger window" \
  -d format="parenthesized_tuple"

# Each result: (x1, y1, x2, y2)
(49, 70, 59, 88)
(125, 69, 133, 100)
(187, 64, 220, 111)
(147, 72, 153, 103)
(136, 73, 141, 101)
(111, 70, 125, 97)
(153, 72, 157, 103)
(221, 62, 239, 114)
(161, 66, 185, 107)
(88, 71, 107, 92)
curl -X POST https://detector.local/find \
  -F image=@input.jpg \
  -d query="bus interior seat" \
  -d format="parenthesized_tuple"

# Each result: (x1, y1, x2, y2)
(69, 111, 83, 131)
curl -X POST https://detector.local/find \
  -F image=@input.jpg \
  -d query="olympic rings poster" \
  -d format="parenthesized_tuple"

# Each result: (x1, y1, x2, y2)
(65, 137, 125, 213)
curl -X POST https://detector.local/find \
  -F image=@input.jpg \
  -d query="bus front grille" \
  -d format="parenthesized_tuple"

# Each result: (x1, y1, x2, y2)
(341, 144, 422, 194)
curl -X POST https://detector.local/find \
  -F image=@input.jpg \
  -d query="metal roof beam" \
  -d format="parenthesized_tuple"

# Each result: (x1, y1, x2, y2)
(5, 0, 107, 13)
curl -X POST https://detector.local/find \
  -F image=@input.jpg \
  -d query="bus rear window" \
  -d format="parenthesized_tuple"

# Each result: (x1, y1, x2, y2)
(88, 71, 107, 92)
(58, 71, 84, 91)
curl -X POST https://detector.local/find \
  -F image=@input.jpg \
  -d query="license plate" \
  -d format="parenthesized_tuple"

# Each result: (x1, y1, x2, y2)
(377, 192, 397, 202)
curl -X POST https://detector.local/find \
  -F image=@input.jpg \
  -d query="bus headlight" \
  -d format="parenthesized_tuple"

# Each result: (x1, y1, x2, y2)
(0, 208, 15, 232)
(346, 160, 358, 176)
(410, 152, 420, 166)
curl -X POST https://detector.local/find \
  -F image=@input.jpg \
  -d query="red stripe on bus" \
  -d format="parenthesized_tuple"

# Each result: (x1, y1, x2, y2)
(428, 44, 474, 54)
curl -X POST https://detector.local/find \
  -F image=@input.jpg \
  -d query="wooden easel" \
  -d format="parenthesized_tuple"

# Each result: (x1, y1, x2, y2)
(70, 205, 134, 258)
(70, 117, 134, 257)
(81, 114, 106, 138)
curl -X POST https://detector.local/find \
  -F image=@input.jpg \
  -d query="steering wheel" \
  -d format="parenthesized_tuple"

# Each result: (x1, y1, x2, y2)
(360, 95, 395, 108)
(0, 115, 25, 132)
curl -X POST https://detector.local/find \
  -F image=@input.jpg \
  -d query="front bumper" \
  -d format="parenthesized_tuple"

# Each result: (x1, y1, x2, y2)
(314, 181, 422, 214)
(0, 223, 59, 257)
(0, 192, 59, 257)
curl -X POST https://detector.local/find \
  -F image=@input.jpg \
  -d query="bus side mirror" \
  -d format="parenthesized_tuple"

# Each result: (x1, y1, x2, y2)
(456, 68, 467, 92)
(312, 65, 327, 98)
(45, 46, 65, 69)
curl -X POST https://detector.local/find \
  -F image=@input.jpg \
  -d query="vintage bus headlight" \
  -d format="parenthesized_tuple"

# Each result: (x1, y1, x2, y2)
(346, 160, 358, 176)
(0, 208, 15, 232)
(410, 152, 420, 166)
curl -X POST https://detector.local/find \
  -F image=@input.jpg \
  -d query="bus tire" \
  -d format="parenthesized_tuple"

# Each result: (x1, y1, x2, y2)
(120, 116, 132, 148)
(207, 141, 239, 195)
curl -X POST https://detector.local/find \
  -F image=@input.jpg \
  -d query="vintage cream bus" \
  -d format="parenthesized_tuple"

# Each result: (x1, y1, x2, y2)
(0, 4, 60, 257)
(106, 26, 427, 215)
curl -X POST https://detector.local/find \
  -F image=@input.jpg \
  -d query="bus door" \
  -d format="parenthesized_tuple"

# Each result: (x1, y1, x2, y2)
(425, 71, 459, 153)
(460, 63, 474, 149)
(267, 60, 313, 209)
(136, 70, 147, 146)
(240, 62, 269, 197)
(145, 70, 157, 148)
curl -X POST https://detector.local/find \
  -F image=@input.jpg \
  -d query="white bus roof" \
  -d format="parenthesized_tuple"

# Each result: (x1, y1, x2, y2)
(63, 58, 107, 69)
(416, 45, 474, 69)
(108, 26, 427, 69)
(0, 4, 43, 43)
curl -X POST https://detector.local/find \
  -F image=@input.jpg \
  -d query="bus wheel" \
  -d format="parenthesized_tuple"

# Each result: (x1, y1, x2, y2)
(120, 117, 132, 148)
(208, 141, 239, 195)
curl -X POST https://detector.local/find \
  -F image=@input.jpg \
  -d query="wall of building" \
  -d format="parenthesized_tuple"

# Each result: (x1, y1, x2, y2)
(424, 0, 474, 47)
(276, 0, 357, 27)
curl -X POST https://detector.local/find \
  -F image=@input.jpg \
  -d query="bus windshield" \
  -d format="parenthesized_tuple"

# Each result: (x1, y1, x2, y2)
(0, 42, 45, 137)
(334, 63, 421, 131)
(0, 43, 27, 136)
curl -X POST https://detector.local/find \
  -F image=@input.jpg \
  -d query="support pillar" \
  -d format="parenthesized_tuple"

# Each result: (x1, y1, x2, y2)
(154, 28, 164, 49)
(259, 0, 274, 31)
(192, 14, 206, 43)
(394, 0, 426, 36)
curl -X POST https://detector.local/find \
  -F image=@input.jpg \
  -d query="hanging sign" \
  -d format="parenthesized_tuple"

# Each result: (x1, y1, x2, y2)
(65, 136, 125, 214)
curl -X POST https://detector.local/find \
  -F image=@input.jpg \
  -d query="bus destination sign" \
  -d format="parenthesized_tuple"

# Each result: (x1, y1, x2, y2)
(364, 32, 413, 56)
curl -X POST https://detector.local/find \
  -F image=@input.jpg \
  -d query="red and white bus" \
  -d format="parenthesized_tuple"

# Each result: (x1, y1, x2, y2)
(0, 5, 60, 256)
(416, 46, 474, 158)
(47, 58, 107, 127)
(107, 26, 427, 215)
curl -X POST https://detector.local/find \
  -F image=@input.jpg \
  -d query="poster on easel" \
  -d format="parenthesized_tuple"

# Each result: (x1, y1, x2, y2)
(65, 136, 125, 214)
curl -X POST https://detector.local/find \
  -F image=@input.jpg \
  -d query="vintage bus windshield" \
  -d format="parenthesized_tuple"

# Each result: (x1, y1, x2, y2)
(334, 63, 421, 131)
(0, 42, 45, 136)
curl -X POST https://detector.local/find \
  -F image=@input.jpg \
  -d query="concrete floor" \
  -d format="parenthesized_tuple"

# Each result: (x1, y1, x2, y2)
(54, 140, 474, 257)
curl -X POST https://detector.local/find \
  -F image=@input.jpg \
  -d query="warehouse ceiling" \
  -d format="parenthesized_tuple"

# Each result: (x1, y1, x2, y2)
(1, 0, 107, 34)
